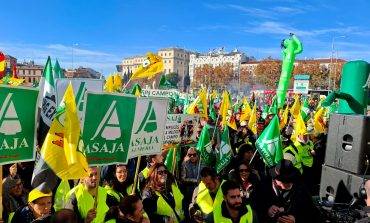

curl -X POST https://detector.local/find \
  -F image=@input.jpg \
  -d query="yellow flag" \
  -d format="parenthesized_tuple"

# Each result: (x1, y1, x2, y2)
(280, 105, 289, 129)
(41, 83, 89, 180)
(210, 90, 218, 100)
(104, 75, 114, 93)
(240, 97, 252, 122)
(131, 52, 164, 80)
(199, 88, 208, 119)
(113, 74, 122, 91)
(291, 113, 307, 140)
(220, 91, 231, 126)
(8, 77, 25, 86)
(248, 103, 257, 135)
(227, 115, 237, 130)
(290, 95, 301, 118)
(186, 97, 200, 115)
(314, 107, 325, 134)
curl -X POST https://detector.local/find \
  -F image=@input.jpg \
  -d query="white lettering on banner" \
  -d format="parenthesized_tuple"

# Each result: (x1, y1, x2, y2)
(85, 142, 125, 154)
(141, 89, 179, 98)
(0, 138, 29, 150)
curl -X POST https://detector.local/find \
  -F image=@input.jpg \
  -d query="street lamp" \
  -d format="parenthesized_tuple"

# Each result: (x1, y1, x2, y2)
(329, 36, 346, 90)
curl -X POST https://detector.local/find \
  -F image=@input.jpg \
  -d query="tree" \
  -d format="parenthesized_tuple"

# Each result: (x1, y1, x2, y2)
(166, 72, 179, 86)
(192, 63, 234, 90)
(240, 66, 255, 87)
(254, 59, 282, 88)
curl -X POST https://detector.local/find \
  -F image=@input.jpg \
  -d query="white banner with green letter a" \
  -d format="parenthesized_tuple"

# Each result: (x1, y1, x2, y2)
(82, 92, 168, 165)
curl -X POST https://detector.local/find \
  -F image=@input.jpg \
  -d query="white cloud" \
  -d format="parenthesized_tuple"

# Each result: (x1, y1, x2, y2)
(0, 42, 121, 74)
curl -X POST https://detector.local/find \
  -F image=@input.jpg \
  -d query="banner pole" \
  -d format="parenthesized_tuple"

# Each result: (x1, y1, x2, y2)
(171, 145, 177, 175)
(131, 156, 142, 195)
(0, 165, 3, 223)
(122, 78, 132, 91)
(93, 166, 100, 209)
(249, 150, 258, 165)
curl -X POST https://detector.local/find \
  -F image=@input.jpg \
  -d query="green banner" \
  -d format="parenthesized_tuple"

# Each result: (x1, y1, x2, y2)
(0, 86, 38, 164)
(82, 92, 168, 165)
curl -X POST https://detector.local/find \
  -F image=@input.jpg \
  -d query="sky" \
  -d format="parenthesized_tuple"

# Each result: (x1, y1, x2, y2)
(1, 0, 370, 75)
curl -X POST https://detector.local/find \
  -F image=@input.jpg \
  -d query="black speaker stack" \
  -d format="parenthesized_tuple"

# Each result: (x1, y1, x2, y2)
(319, 114, 370, 200)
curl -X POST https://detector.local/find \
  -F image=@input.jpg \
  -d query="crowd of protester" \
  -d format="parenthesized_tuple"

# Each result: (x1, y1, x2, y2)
(2, 94, 339, 223)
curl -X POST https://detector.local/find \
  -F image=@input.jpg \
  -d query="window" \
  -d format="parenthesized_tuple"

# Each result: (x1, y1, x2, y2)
(169, 69, 171, 73)
(165, 53, 167, 56)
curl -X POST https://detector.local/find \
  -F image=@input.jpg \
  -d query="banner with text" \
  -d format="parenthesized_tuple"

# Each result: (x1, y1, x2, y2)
(141, 89, 179, 98)
(55, 78, 104, 123)
(82, 92, 168, 165)
(164, 114, 200, 144)
(0, 86, 38, 164)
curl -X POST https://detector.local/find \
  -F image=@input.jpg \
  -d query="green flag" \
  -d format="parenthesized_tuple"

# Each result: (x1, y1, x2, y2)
(301, 98, 310, 121)
(216, 126, 232, 173)
(54, 59, 64, 78)
(131, 83, 142, 97)
(164, 145, 181, 173)
(262, 105, 268, 119)
(196, 124, 214, 166)
(159, 75, 177, 89)
(255, 115, 283, 167)
(268, 96, 278, 115)
(209, 98, 217, 121)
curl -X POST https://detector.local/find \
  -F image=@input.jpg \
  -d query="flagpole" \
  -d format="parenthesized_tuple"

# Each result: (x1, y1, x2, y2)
(123, 77, 133, 91)
(131, 156, 142, 195)
(171, 145, 177, 175)
(249, 150, 258, 165)
(93, 167, 100, 209)
(0, 165, 3, 222)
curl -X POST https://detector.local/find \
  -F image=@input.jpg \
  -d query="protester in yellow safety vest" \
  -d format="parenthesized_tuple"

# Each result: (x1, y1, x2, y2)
(207, 180, 257, 223)
(105, 164, 134, 206)
(118, 195, 150, 223)
(283, 133, 314, 174)
(65, 167, 113, 223)
(138, 154, 164, 193)
(189, 167, 223, 222)
(11, 188, 53, 223)
(142, 163, 184, 223)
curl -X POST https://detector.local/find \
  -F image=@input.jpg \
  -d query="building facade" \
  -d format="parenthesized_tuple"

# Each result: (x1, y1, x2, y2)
(189, 48, 247, 81)
(121, 47, 190, 89)
(64, 67, 101, 79)
(17, 61, 43, 84)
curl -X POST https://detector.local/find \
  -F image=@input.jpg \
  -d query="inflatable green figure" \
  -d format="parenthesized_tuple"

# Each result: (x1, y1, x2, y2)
(276, 33, 303, 108)
(322, 60, 370, 114)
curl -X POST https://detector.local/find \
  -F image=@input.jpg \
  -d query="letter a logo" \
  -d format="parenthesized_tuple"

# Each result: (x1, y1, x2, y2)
(91, 100, 121, 140)
(135, 101, 157, 134)
(0, 93, 22, 135)
(75, 82, 86, 111)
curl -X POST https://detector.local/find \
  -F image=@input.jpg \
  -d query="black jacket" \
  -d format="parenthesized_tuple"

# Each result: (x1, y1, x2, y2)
(257, 180, 322, 223)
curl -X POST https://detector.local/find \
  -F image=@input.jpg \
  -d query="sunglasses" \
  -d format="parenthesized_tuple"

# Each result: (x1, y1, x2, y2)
(239, 169, 249, 173)
(157, 170, 167, 175)
(188, 153, 197, 157)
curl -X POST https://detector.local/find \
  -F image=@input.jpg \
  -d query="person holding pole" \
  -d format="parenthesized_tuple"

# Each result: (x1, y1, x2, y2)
(64, 167, 113, 223)
(142, 163, 184, 223)
(137, 154, 164, 194)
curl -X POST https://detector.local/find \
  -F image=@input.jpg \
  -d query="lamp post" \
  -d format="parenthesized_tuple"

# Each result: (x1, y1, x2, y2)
(329, 36, 346, 90)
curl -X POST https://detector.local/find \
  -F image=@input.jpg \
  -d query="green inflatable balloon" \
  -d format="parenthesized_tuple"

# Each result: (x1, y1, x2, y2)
(276, 34, 303, 108)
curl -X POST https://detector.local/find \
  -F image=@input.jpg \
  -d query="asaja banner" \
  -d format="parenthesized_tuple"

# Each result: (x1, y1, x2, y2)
(0, 86, 38, 164)
(164, 114, 199, 144)
(82, 92, 168, 165)
(55, 78, 104, 123)
(141, 89, 179, 98)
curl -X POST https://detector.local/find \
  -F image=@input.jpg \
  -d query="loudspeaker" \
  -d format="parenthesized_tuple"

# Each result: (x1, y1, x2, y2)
(319, 165, 367, 201)
(325, 114, 370, 174)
